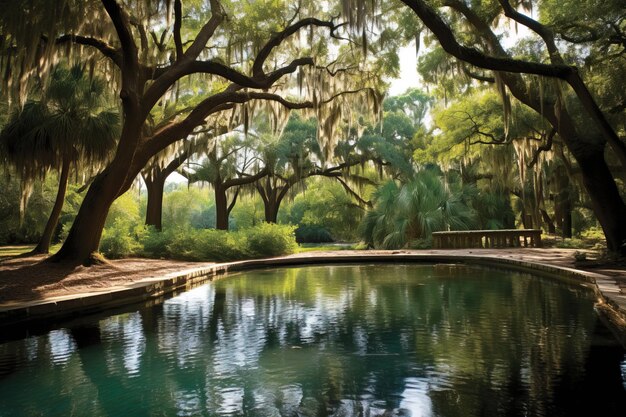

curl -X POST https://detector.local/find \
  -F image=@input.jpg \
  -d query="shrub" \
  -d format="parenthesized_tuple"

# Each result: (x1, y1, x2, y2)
(141, 226, 172, 258)
(245, 223, 297, 257)
(165, 228, 206, 261)
(137, 223, 297, 262)
(99, 219, 141, 258)
(295, 225, 334, 243)
(196, 229, 244, 261)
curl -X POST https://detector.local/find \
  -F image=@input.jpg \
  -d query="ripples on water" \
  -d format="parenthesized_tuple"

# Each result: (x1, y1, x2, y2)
(0, 264, 625, 417)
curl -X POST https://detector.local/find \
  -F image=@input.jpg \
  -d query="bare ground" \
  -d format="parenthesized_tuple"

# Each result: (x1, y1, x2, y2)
(0, 254, 212, 303)
(0, 248, 624, 304)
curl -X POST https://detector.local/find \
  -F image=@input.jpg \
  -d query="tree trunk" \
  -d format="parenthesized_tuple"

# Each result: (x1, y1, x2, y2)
(576, 149, 626, 253)
(144, 173, 166, 231)
(32, 157, 71, 254)
(562, 197, 572, 239)
(264, 199, 279, 223)
(49, 160, 130, 265)
(262, 182, 291, 224)
(215, 186, 229, 230)
(540, 209, 556, 234)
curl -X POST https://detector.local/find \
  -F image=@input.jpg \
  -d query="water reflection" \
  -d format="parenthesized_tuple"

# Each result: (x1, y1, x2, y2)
(0, 264, 625, 417)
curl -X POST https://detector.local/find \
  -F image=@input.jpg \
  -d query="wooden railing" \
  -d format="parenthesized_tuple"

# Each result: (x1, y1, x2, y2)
(432, 229, 542, 249)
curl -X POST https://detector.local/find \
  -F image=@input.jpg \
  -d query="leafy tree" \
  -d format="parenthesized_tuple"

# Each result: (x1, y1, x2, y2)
(281, 178, 363, 241)
(343, 0, 626, 253)
(0, 65, 119, 253)
(182, 133, 267, 230)
(1, 0, 381, 264)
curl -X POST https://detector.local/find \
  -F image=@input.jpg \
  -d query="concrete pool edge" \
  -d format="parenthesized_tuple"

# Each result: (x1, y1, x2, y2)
(1, 251, 625, 345)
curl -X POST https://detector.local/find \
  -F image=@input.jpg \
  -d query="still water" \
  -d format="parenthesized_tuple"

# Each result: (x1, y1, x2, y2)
(0, 264, 625, 416)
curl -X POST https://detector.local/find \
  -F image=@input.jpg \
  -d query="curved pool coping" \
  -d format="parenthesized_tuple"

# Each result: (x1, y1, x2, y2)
(1, 251, 625, 346)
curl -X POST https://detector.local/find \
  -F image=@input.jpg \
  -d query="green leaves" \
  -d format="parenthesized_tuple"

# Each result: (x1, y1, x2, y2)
(359, 169, 477, 249)
(0, 64, 119, 182)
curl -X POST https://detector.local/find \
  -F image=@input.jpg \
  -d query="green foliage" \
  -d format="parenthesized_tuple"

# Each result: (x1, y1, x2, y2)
(99, 192, 144, 258)
(165, 228, 241, 262)
(359, 170, 477, 249)
(0, 64, 119, 181)
(295, 225, 334, 243)
(140, 226, 173, 259)
(571, 208, 597, 237)
(138, 223, 297, 262)
(0, 175, 53, 244)
(99, 218, 298, 261)
(245, 223, 297, 257)
(281, 178, 363, 241)
(161, 185, 211, 228)
(105, 192, 142, 228)
(471, 191, 516, 230)
(230, 196, 264, 229)
(99, 218, 142, 259)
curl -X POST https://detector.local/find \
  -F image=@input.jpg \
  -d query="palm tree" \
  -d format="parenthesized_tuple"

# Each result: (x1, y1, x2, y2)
(359, 170, 477, 249)
(0, 65, 119, 254)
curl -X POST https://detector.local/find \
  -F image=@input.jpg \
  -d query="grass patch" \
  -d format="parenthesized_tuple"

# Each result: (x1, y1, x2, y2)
(0, 243, 62, 259)
(296, 243, 358, 253)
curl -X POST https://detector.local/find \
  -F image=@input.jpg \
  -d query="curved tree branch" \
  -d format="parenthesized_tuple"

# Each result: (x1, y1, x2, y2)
(53, 35, 122, 67)
(252, 18, 339, 77)
(100, 0, 138, 71)
(529, 128, 557, 168)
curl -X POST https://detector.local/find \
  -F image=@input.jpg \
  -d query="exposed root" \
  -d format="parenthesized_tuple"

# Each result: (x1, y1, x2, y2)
(84, 252, 112, 267)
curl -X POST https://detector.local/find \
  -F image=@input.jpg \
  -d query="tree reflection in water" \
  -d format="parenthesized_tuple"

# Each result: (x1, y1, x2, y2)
(0, 264, 625, 417)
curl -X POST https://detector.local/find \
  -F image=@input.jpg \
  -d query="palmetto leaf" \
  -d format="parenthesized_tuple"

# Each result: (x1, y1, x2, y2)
(359, 169, 478, 248)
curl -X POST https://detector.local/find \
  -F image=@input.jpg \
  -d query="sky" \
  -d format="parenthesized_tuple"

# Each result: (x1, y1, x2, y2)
(388, 43, 422, 96)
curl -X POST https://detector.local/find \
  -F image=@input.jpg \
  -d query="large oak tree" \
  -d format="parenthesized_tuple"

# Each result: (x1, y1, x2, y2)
(343, 0, 626, 253)
(1, 0, 380, 264)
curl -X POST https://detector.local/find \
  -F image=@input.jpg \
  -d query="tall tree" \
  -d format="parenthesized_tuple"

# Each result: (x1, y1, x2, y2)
(182, 133, 268, 230)
(1, 0, 381, 264)
(344, 0, 626, 253)
(0, 65, 118, 253)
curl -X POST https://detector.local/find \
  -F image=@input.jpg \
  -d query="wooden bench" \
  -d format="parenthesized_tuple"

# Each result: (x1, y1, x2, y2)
(432, 229, 542, 249)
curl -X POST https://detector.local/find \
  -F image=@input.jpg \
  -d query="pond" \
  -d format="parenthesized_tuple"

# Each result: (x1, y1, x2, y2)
(0, 264, 625, 416)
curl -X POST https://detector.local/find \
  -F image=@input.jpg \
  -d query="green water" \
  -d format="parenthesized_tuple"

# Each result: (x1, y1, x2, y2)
(0, 264, 625, 416)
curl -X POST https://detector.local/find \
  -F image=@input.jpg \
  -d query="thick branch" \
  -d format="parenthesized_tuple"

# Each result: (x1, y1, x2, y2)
(227, 188, 240, 214)
(223, 167, 269, 189)
(461, 65, 495, 83)
(558, 24, 601, 44)
(53, 35, 122, 67)
(146, 86, 368, 172)
(140, 0, 223, 112)
(252, 18, 337, 77)
(100, 0, 138, 69)
(402, 0, 574, 78)
(151, 56, 314, 88)
(423, 0, 626, 167)
(181, 0, 223, 61)
(173, 0, 184, 59)
(498, 0, 563, 64)
(336, 176, 372, 208)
